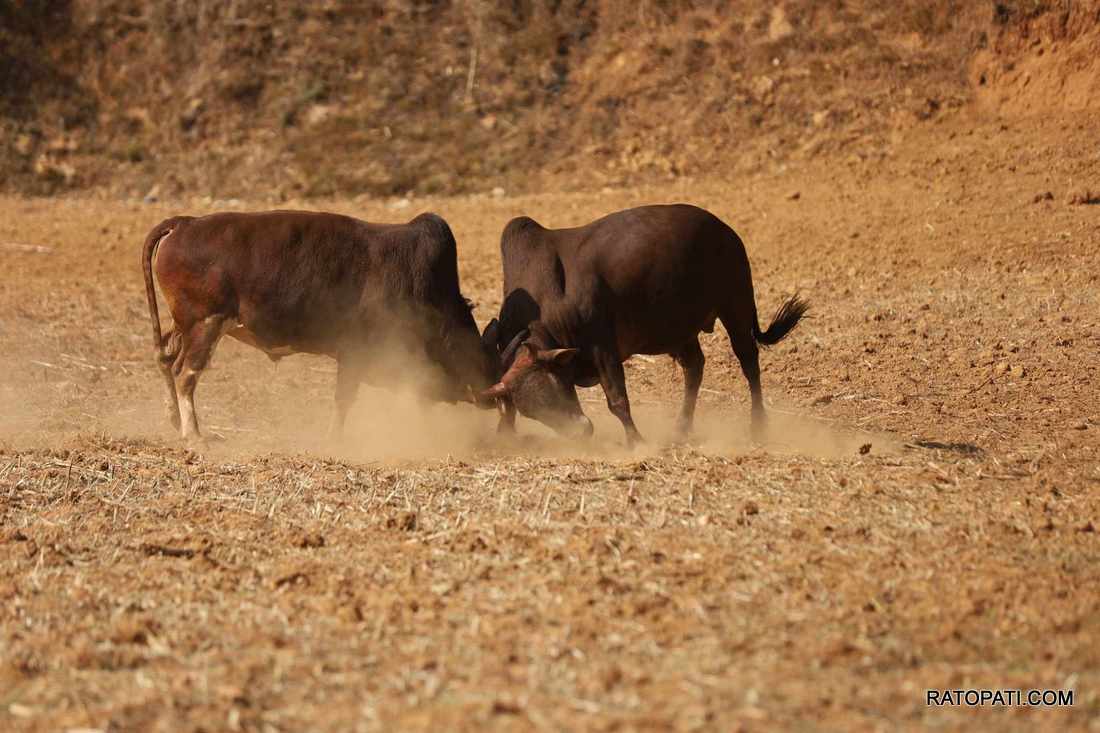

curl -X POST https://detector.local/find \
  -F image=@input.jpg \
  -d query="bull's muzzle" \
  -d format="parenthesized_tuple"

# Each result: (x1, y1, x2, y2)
(466, 384, 504, 410)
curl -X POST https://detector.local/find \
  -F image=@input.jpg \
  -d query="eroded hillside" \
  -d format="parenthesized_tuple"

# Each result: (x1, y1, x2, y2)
(1, 0, 1097, 198)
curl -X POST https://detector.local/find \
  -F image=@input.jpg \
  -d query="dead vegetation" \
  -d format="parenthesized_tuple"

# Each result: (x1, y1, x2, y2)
(1, 426, 1097, 731)
(4, 1, 1090, 199)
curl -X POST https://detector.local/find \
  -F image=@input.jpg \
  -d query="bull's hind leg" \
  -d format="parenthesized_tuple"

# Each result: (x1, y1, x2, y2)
(732, 334, 763, 420)
(672, 338, 705, 439)
(720, 311, 765, 437)
(172, 315, 228, 441)
(158, 327, 183, 431)
(731, 332, 764, 439)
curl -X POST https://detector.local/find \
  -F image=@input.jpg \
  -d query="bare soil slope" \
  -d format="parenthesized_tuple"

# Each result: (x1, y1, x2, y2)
(7, 1, 1096, 199)
(972, 0, 1100, 115)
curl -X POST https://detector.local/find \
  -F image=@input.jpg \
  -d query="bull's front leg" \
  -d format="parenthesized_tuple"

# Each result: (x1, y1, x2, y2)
(592, 346, 643, 448)
(330, 357, 362, 440)
(496, 398, 517, 435)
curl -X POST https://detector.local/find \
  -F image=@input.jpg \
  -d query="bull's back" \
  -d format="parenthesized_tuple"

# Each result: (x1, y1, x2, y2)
(581, 205, 750, 354)
(155, 210, 446, 353)
(586, 205, 742, 301)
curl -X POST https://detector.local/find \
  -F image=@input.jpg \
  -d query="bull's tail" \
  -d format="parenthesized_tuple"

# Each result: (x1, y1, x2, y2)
(142, 219, 186, 432)
(753, 294, 809, 346)
(141, 219, 179, 355)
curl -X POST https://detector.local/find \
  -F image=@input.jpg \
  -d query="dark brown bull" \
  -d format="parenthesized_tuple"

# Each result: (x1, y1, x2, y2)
(141, 210, 495, 441)
(479, 204, 808, 446)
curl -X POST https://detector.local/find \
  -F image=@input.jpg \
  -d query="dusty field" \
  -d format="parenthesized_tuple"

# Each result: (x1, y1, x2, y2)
(2, 111, 1099, 732)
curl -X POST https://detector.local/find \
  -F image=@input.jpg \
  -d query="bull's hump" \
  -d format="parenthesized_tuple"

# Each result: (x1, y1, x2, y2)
(408, 212, 456, 240)
(409, 211, 446, 226)
(504, 216, 543, 236)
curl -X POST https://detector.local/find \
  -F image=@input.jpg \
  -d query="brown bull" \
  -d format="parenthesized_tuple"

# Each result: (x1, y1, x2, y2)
(479, 204, 808, 446)
(141, 210, 495, 441)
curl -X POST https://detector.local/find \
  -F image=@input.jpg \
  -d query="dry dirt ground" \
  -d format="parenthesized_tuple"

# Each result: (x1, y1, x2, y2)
(1, 111, 1099, 732)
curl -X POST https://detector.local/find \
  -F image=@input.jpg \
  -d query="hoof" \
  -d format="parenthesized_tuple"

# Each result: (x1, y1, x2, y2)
(182, 436, 207, 451)
(671, 432, 702, 448)
(750, 409, 767, 442)
(672, 418, 698, 444)
(183, 431, 225, 448)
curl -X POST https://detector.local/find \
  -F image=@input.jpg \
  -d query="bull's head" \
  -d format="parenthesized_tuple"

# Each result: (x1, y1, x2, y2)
(478, 320, 593, 438)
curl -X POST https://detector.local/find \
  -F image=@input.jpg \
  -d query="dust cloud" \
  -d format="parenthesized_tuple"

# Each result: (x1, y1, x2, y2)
(571, 400, 900, 461)
(204, 381, 900, 464)
(0, 320, 897, 462)
(1, 348, 899, 463)
(0, 376, 38, 443)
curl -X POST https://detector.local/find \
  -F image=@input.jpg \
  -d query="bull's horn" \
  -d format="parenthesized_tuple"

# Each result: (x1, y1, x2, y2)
(467, 384, 502, 409)
(478, 381, 511, 403)
(499, 328, 530, 366)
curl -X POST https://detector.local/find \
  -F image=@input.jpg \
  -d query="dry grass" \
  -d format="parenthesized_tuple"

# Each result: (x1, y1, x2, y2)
(2, 434, 1097, 731)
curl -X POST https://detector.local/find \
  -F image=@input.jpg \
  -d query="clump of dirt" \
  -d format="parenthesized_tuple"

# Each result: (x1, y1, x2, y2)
(970, 0, 1100, 115)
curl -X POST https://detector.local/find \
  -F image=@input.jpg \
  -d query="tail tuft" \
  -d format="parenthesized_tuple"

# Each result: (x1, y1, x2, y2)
(754, 294, 809, 346)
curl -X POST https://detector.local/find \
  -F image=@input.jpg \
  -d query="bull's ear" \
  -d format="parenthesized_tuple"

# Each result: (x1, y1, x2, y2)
(538, 347, 580, 366)
(481, 318, 501, 352)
